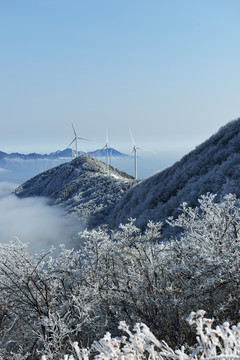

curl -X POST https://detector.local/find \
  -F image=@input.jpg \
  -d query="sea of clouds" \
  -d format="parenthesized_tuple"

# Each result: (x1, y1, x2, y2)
(0, 182, 81, 254)
(0, 152, 183, 255)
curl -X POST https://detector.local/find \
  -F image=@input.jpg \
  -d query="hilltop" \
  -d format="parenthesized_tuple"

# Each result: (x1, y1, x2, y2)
(15, 155, 137, 229)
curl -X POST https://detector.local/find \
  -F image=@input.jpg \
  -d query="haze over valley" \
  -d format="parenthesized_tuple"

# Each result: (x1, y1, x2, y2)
(0, 146, 185, 184)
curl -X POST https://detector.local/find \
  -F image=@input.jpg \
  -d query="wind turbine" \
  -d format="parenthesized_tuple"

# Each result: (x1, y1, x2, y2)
(130, 129, 155, 179)
(68, 123, 89, 158)
(103, 129, 110, 176)
(130, 129, 139, 179)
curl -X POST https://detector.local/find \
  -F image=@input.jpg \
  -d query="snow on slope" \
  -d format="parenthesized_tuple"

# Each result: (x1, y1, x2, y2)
(110, 118, 240, 235)
(15, 155, 137, 229)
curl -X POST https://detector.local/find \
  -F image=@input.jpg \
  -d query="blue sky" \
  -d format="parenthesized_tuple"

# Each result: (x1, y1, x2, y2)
(0, 0, 240, 159)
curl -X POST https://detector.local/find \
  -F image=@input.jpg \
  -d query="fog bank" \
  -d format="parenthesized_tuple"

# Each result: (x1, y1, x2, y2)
(0, 182, 81, 254)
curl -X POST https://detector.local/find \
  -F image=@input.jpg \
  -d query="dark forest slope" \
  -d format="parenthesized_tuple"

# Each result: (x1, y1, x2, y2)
(110, 118, 240, 234)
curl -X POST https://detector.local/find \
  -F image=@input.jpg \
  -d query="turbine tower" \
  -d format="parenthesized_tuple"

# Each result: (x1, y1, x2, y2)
(109, 148, 113, 166)
(130, 129, 141, 179)
(68, 123, 89, 158)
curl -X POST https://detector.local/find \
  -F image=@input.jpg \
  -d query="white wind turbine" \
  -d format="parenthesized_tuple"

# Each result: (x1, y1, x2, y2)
(68, 123, 89, 158)
(103, 129, 110, 176)
(130, 129, 141, 179)
(130, 130, 155, 179)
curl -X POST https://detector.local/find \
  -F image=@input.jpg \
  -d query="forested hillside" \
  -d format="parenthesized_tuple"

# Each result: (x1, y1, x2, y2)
(110, 118, 240, 234)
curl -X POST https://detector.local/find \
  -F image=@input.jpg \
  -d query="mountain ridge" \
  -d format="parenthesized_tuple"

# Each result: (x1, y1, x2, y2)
(109, 118, 240, 235)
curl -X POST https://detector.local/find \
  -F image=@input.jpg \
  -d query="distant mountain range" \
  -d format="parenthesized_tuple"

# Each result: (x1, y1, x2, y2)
(14, 118, 240, 238)
(0, 148, 130, 160)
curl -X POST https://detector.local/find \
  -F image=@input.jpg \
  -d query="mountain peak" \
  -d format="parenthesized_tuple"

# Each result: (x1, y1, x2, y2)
(15, 155, 137, 229)
(70, 154, 132, 178)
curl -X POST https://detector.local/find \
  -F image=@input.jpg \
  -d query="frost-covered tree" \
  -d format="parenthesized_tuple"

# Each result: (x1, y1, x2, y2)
(79, 219, 165, 333)
(166, 193, 240, 325)
(0, 241, 100, 358)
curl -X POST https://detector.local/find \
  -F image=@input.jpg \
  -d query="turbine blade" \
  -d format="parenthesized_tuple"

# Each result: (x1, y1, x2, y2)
(77, 137, 90, 141)
(68, 139, 75, 148)
(82, 145, 87, 154)
(129, 128, 136, 146)
(140, 147, 155, 153)
(71, 122, 77, 137)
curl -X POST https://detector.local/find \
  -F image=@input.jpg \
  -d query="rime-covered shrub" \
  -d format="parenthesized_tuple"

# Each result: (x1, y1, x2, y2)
(42, 310, 240, 360)
(77, 194, 240, 346)
(0, 193, 240, 357)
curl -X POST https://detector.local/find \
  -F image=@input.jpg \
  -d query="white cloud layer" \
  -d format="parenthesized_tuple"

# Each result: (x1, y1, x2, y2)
(0, 182, 81, 254)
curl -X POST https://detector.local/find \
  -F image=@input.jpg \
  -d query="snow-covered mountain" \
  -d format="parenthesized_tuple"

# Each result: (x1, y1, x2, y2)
(15, 155, 137, 229)
(110, 118, 240, 234)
